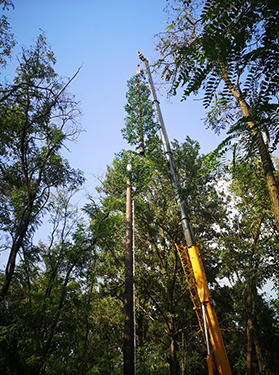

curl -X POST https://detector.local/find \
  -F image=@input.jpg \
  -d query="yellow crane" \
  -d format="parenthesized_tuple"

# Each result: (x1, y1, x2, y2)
(138, 52, 232, 375)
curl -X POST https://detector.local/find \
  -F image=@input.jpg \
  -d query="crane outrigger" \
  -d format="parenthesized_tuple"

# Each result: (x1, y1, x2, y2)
(138, 52, 232, 375)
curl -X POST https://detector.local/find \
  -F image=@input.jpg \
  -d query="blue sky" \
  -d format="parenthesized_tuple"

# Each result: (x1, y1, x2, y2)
(1, 1, 276, 297)
(0, 0, 228, 271)
(0, 0, 224, 268)
(3, 0, 221, 200)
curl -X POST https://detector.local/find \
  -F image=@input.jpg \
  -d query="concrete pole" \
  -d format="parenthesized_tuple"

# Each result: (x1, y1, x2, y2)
(124, 164, 135, 375)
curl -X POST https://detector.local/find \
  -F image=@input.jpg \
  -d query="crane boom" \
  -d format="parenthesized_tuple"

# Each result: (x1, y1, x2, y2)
(138, 52, 232, 375)
(138, 52, 195, 247)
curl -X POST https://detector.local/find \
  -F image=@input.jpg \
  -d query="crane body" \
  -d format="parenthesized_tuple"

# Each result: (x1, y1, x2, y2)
(138, 52, 232, 375)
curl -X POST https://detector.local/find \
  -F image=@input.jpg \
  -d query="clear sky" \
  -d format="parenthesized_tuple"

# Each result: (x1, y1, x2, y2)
(1, 1, 276, 297)
(0, 0, 228, 270)
(3, 0, 222, 201)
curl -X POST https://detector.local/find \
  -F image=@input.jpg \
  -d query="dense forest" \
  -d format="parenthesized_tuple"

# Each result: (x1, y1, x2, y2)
(1, 1, 279, 374)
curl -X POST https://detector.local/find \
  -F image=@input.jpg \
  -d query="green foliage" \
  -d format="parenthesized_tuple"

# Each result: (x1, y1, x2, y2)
(122, 73, 160, 153)
(206, 154, 279, 373)
(100, 149, 155, 201)
(1, 7, 278, 369)
(1, 135, 279, 373)
(0, 187, 112, 374)
(157, 0, 279, 155)
(0, 33, 84, 298)
(0, 0, 15, 70)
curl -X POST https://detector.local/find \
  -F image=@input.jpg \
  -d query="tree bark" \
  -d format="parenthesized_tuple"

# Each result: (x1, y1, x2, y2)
(181, 331, 186, 375)
(80, 283, 94, 375)
(221, 66, 279, 233)
(253, 316, 265, 375)
(246, 271, 253, 375)
(246, 273, 265, 375)
(168, 316, 180, 375)
(245, 217, 265, 375)
(0, 206, 33, 299)
(137, 298, 145, 364)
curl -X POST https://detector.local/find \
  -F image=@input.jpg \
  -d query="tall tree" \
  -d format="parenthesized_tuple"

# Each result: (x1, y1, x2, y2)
(156, 0, 279, 232)
(122, 72, 160, 154)
(0, 33, 84, 298)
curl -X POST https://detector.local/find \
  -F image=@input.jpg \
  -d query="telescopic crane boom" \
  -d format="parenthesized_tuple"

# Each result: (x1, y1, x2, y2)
(138, 52, 232, 375)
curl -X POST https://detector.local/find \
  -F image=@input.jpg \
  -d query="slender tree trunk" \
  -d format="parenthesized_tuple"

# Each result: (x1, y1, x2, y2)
(253, 318, 265, 375)
(221, 66, 279, 233)
(1, 218, 30, 299)
(80, 283, 94, 375)
(181, 331, 186, 375)
(168, 316, 180, 375)
(246, 271, 253, 375)
(247, 275, 265, 375)
(251, 280, 265, 375)
(137, 299, 145, 364)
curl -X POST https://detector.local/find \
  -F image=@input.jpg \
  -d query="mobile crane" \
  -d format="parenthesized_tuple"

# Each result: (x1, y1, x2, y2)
(138, 52, 232, 375)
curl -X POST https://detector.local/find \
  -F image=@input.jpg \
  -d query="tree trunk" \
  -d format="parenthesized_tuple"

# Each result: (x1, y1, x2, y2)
(251, 280, 265, 375)
(221, 66, 279, 233)
(246, 273, 253, 375)
(1, 219, 30, 299)
(181, 331, 186, 375)
(137, 299, 145, 364)
(253, 318, 265, 375)
(247, 275, 265, 375)
(168, 316, 180, 375)
(80, 283, 94, 375)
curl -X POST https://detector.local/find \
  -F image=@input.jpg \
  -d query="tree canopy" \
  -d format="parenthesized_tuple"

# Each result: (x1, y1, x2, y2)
(0, 33, 84, 298)
(122, 72, 160, 154)
(156, 0, 279, 233)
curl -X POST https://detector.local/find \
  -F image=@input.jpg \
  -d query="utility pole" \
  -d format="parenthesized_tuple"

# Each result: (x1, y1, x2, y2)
(124, 163, 135, 375)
